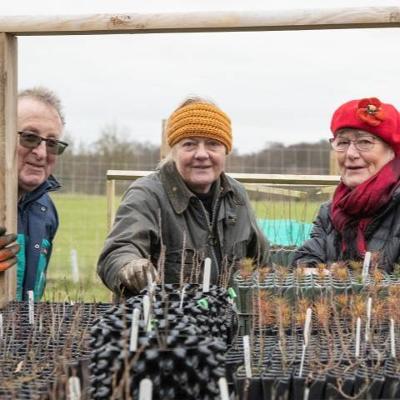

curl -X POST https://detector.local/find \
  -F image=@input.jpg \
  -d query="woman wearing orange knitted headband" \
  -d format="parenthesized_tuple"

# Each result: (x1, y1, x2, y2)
(98, 96, 269, 296)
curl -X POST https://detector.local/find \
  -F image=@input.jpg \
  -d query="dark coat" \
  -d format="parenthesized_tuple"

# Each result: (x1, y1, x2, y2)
(97, 161, 269, 295)
(292, 188, 400, 272)
(17, 175, 60, 300)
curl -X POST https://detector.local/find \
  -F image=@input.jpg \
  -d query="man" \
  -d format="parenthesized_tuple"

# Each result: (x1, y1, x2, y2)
(0, 87, 68, 300)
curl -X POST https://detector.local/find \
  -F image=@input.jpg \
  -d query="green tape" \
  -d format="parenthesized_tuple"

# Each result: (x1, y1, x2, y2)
(227, 287, 237, 299)
(197, 298, 209, 310)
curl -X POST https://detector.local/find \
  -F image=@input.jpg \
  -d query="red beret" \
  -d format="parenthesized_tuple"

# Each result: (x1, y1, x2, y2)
(330, 97, 400, 155)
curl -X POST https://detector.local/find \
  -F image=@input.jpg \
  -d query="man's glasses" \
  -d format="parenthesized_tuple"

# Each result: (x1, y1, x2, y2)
(329, 135, 377, 152)
(18, 131, 68, 155)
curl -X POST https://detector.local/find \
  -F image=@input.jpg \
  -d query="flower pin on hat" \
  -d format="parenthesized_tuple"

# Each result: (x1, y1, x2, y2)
(356, 97, 385, 127)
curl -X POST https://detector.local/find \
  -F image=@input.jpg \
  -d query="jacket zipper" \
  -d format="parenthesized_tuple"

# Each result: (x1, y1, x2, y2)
(198, 196, 220, 282)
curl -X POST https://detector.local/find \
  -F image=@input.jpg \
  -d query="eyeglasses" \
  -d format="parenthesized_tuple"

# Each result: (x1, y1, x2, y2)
(18, 131, 68, 155)
(329, 135, 377, 152)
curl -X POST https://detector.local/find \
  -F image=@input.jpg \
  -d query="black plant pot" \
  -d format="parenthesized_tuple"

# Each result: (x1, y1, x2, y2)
(381, 359, 400, 399)
(353, 367, 384, 400)
(292, 366, 325, 400)
(225, 353, 243, 385)
(234, 366, 263, 400)
(382, 373, 400, 399)
(325, 368, 355, 400)
(261, 368, 291, 400)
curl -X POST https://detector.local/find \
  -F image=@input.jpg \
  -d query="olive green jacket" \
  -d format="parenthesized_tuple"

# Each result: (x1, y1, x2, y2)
(97, 161, 269, 295)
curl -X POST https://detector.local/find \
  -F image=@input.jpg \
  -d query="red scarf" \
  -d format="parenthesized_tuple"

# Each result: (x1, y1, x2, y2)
(331, 157, 400, 256)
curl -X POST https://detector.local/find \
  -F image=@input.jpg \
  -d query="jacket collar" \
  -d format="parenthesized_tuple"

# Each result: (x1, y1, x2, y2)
(160, 161, 235, 214)
(19, 175, 61, 206)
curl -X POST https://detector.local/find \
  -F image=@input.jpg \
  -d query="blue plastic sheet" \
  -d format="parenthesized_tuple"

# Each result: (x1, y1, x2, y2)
(257, 219, 313, 246)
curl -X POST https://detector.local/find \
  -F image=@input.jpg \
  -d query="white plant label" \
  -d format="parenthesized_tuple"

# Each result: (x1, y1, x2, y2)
(390, 318, 396, 358)
(299, 307, 312, 377)
(68, 376, 81, 400)
(129, 308, 140, 352)
(243, 335, 252, 378)
(28, 290, 34, 325)
(304, 307, 312, 346)
(362, 251, 371, 284)
(218, 377, 230, 400)
(355, 317, 361, 358)
(0, 314, 3, 340)
(139, 378, 153, 400)
(145, 265, 153, 292)
(179, 285, 186, 310)
(203, 257, 211, 293)
(299, 344, 307, 377)
(70, 249, 80, 283)
(143, 295, 152, 332)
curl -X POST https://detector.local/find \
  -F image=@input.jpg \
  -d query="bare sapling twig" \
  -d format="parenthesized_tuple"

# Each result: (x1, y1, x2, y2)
(179, 231, 187, 289)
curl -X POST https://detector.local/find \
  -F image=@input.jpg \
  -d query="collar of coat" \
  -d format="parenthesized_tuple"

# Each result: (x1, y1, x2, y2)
(160, 161, 244, 214)
(19, 175, 61, 207)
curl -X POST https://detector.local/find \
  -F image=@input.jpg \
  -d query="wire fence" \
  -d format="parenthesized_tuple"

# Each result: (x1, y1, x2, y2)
(54, 145, 332, 195)
(47, 145, 335, 301)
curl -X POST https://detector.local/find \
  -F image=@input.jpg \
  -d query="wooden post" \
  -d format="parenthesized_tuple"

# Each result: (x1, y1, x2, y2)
(329, 150, 339, 175)
(0, 33, 17, 308)
(160, 119, 170, 160)
(106, 179, 115, 232)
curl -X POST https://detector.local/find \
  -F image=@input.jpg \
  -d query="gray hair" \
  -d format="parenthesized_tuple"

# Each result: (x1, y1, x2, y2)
(173, 95, 217, 112)
(18, 86, 65, 126)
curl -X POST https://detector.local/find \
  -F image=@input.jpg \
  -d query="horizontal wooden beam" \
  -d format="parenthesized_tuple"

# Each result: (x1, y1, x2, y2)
(0, 7, 399, 35)
(243, 184, 307, 199)
(106, 170, 340, 186)
(106, 170, 339, 229)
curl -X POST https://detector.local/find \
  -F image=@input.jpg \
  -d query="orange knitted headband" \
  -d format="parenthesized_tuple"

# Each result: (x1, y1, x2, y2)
(166, 102, 232, 153)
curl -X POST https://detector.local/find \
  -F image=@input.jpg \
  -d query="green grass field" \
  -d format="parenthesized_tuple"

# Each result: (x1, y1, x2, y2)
(48, 193, 111, 302)
(45, 192, 323, 302)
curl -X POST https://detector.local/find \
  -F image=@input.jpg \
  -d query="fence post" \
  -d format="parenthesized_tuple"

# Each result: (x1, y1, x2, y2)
(106, 179, 115, 232)
(0, 33, 17, 308)
(329, 150, 338, 175)
(160, 119, 170, 160)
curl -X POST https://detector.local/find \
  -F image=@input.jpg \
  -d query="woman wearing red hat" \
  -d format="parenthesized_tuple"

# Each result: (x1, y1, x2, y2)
(293, 97, 400, 271)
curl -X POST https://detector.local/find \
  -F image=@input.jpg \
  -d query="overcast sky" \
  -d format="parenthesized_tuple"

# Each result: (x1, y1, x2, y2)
(1, 0, 399, 154)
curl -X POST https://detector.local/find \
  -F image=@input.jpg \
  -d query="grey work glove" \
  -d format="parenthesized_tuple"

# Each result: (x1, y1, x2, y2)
(0, 226, 19, 272)
(118, 259, 158, 295)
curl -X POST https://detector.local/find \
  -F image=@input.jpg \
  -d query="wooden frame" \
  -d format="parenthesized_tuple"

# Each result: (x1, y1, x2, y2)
(106, 170, 340, 231)
(0, 8, 399, 35)
(0, 6, 398, 305)
(0, 33, 17, 308)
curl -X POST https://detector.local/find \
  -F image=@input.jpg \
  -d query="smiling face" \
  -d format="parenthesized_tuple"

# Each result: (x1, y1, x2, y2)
(17, 97, 63, 196)
(173, 137, 227, 193)
(335, 129, 395, 188)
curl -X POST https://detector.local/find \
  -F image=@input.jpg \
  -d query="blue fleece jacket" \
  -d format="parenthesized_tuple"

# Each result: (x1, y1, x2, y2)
(17, 175, 60, 301)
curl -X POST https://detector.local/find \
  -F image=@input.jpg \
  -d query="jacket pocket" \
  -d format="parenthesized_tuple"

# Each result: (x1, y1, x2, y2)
(34, 239, 51, 300)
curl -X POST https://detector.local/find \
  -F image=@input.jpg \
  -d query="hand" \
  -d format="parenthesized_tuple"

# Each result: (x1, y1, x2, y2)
(118, 259, 158, 295)
(0, 226, 19, 272)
